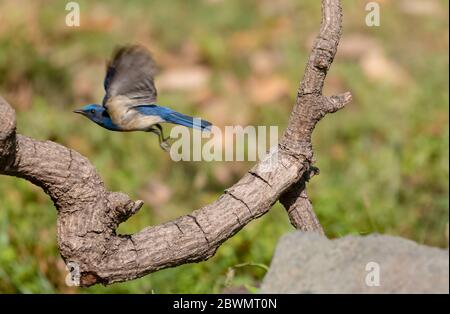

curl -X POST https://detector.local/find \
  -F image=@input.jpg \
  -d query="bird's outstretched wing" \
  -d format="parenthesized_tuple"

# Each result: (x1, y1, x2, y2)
(102, 45, 158, 107)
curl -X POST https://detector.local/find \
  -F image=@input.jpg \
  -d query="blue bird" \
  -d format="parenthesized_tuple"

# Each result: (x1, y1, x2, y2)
(74, 45, 212, 150)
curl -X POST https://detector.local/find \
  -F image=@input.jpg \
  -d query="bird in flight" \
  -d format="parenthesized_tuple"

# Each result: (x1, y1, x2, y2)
(74, 45, 212, 151)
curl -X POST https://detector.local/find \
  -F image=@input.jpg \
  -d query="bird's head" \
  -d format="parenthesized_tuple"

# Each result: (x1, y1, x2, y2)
(73, 104, 108, 125)
(73, 104, 120, 131)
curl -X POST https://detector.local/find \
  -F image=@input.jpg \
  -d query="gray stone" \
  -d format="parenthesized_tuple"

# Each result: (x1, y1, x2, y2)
(260, 232, 449, 294)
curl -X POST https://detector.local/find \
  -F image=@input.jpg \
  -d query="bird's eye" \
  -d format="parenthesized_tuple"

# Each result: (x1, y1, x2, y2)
(90, 109, 96, 114)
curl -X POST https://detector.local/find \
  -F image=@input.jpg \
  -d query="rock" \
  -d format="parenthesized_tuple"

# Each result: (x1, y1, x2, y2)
(260, 232, 449, 294)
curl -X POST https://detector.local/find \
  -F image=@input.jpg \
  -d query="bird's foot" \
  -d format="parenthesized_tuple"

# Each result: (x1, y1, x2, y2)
(148, 124, 173, 153)
(160, 140, 171, 152)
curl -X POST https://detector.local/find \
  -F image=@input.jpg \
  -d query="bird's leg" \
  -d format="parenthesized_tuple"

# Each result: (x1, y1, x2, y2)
(154, 124, 171, 151)
(155, 124, 170, 142)
(148, 124, 171, 152)
(147, 126, 168, 151)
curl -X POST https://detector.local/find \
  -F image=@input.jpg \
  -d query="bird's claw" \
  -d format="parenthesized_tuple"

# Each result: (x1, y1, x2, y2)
(160, 140, 171, 152)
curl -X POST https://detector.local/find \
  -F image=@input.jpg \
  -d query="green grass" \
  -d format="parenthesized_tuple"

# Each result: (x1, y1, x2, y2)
(0, 0, 448, 293)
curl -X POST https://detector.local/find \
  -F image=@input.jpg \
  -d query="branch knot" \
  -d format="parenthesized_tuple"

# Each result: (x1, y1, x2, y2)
(107, 192, 144, 226)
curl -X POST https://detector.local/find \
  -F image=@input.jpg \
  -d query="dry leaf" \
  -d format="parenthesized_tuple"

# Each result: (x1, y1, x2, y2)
(246, 75, 290, 105)
(212, 164, 233, 185)
(72, 62, 104, 102)
(399, 0, 442, 17)
(336, 34, 380, 60)
(360, 49, 410, 87)
(139, 180, 172, 209)
(229, 31, 262, 55)
(158, 66, 211, 92)
(250, 50, 282, 75)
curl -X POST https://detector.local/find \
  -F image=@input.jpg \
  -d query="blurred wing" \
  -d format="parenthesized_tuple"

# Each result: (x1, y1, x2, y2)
(102, 45, 158, 107)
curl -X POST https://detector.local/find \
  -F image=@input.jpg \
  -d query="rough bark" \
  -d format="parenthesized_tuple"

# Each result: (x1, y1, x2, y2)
(278, 0, 351, 232)
(0, 0, 350, 286)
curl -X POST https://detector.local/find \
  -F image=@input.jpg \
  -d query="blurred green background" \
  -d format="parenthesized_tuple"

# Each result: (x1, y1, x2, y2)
(0, 0, 448, 293)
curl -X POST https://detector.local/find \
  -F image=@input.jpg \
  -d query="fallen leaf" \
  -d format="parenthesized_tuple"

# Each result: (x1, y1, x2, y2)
(360, 49, 410, 87)
(6, 82, 33, 111)
(203, 99, 231, 127)
(158, 66, 211, 92)
(336, 34, 380, 60)
(139, 180, 172, 209)
(229, 31, 263, 55)
(212, 164, 233, 185)
(246, 75, 290, 105)
(398, 0, 442, 17)
(78, 4, 117, 32)
(72, 62, 104, 102)
(250, 50, 282, 75)
(323, 75, 346, 96)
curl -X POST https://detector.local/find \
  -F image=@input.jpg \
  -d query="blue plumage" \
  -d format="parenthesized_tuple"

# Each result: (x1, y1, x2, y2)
(73, 45, 212, 151)
(73, 105, 120, 131)
(133, 105, 212, 131)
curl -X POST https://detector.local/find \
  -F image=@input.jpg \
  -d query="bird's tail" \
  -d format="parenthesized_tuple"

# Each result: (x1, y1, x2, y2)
(165, 111, 212, 131)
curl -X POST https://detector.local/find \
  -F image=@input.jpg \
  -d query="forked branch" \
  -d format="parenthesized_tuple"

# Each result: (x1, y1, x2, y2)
(0, 0, 350, 286)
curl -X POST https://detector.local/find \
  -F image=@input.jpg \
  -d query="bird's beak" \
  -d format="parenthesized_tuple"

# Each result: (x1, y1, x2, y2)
(73, 109, 84, 115)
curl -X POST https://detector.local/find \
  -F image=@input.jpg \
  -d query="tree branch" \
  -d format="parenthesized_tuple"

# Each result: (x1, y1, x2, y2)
(279, 0, 351, 232)
(0, 0, 350, 286)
